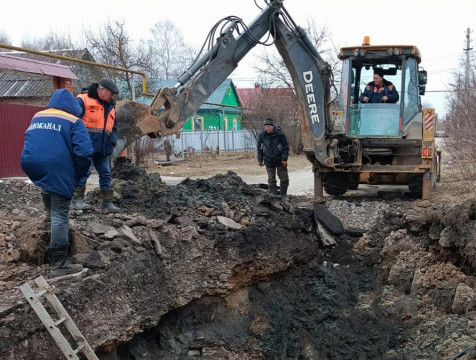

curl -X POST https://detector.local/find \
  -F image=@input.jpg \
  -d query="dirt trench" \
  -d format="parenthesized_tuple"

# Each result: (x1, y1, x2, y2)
(1, 160, 476, 359)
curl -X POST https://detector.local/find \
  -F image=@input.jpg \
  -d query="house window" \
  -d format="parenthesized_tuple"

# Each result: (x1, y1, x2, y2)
(223, 116, 228, 130)
(233, 118, 238, 130)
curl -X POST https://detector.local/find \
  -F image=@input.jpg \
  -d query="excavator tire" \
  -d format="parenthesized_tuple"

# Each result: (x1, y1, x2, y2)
(408, 174, 423, 198)
(348, 173, 360, 190)
(323, 173, 349, 196)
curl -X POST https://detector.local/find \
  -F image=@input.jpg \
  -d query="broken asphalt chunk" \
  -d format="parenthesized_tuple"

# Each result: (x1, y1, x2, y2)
(120, 225, 142, 246)
(216, 216, 243, 230)
(313, 203, 344, 235)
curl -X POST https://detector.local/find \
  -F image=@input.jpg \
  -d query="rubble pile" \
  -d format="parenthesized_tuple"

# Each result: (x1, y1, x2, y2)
(1, 164, 476, 359)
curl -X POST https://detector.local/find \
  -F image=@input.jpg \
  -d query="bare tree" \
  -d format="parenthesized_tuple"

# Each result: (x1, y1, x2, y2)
(86, 20, 151, 98)
(20, 32, 78, 51)
(131, 137, 160, 165)
(148, 20, 196, 80)
(242, 86, 302, 154)
(253, 21, 338, 88)
(444, 56, 476, 198)
(0, 30, 11, 51)
(305, 20, 340, 75)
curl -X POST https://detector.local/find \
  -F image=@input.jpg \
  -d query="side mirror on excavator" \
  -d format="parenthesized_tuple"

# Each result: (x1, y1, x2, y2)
(418, 70, 428, 95)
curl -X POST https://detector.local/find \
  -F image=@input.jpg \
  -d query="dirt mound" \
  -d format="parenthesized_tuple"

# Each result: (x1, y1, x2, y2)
(0, 179, 42, 210)
(114, 166, 268, 223)
(3, 163, 476, 359)
(112, 157, 158, 182)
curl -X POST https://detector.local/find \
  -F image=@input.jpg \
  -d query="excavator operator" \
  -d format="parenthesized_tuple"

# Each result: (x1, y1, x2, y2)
(360, 68, 399, 104)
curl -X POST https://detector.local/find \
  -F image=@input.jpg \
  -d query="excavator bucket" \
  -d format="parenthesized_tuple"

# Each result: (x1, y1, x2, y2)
(111, 87, 185, 166)
(111, 100, 157, 165)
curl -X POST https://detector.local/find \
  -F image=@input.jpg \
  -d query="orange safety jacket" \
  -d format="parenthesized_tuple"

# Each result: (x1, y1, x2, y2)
(77, 93, 116, 134)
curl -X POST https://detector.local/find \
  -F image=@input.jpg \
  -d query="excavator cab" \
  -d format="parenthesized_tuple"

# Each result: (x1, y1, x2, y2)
(323, 38, 438, 199)
(338, 42, 424, 140)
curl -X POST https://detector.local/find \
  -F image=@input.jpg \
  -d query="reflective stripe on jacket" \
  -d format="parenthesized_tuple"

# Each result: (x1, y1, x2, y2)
(21, 89, 93, 198)
(77, 93, 115, 134)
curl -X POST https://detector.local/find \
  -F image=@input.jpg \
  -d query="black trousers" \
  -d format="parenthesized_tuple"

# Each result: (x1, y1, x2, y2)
(266, 165, 289, 192)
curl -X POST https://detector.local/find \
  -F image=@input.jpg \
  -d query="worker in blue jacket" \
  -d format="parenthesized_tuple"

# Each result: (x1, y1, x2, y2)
(360, 68, 399, 104)
(21, 89, 93, 277)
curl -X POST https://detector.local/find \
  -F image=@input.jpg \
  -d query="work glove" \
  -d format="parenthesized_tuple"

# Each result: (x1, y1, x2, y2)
(281, 160, 288, 167)
(258, 161, 264, 167)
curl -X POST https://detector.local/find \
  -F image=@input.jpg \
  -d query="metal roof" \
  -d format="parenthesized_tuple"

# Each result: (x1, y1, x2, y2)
(3, 49, 106, 93)
(207, 79, 232, 106)
(0, 53, 77, 79)
(0, 72, 53, 97)
(237, 86, 293, 109)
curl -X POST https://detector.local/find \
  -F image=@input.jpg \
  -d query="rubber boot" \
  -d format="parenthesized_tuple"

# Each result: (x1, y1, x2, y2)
(71, 187, 90, 210)
(49, 246, 83, 277)
(280, 184, 288, 199)
(41, 193, 51, 222)
(100, 189, 121, 213)
(269, 185, 279, 196)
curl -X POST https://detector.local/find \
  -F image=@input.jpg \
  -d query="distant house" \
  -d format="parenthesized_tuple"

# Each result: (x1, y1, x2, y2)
(0, 49, 104, 102)
(237, 83, 295, 117)
(0, 53, 78, 106)
(136, 78, 243, 132)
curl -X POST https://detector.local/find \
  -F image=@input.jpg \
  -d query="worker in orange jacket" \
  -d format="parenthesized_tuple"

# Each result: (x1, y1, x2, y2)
(72, 78, 120, 213)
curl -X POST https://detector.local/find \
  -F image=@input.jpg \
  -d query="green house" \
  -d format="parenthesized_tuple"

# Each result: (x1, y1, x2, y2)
(137, 78, 242, 132)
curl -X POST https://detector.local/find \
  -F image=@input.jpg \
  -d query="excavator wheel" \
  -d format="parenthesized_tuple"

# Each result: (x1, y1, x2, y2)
(408, 174, 423, 199)
(348, 173, 360, 190)
(323, 173, 349, 196)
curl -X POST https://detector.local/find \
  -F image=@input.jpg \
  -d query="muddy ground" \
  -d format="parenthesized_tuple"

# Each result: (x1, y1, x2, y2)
(1, 158, 476, 359)
(152, 153, 310, 179)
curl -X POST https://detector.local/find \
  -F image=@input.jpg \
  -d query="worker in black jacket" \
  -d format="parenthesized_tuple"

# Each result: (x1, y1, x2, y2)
(257, 118, 289, 197)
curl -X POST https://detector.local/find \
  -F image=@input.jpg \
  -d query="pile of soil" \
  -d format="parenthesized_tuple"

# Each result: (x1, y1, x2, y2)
(2, 162, 476, 359)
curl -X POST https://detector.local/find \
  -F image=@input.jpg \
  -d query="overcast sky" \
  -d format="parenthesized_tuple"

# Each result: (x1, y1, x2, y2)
(2, 0, 476, 117)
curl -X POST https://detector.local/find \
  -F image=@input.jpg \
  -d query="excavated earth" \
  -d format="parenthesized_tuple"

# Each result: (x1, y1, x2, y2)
(1, 159, 476, 359)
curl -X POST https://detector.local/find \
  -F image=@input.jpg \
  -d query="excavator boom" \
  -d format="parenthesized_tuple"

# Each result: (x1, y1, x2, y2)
(113, 0, 332, 166)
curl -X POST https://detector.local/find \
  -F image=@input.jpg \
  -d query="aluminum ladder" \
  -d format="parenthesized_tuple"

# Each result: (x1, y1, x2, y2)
(19, 276, 98, 360)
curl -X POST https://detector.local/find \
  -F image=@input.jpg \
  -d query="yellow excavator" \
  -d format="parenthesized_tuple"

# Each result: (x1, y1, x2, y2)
(113, 0, 440, 199)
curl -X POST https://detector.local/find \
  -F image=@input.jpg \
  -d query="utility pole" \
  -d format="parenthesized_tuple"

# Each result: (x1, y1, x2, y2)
(464, 27, 473, 89)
